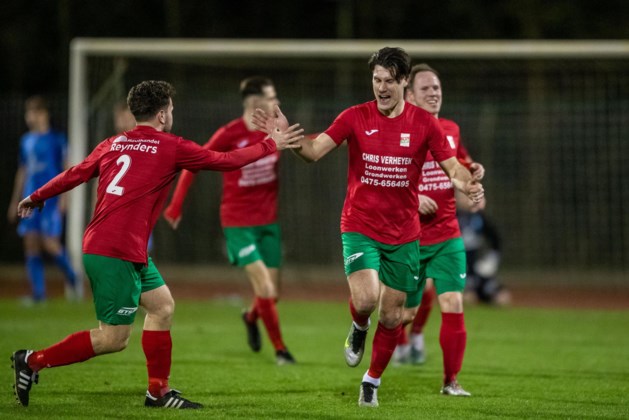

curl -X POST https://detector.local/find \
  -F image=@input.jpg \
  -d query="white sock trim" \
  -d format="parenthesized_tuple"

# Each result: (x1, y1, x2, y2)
(362, 371, 381, 387)
(353, 318, 371, 331)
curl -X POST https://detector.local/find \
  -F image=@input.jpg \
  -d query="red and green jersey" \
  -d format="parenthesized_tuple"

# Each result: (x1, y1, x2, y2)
(419, 118, 471, 246)
(324, 101, 455, 245)
(166, 118, 280, 227)
(208, 118, 280, 227)
(30, 125, 277, 264)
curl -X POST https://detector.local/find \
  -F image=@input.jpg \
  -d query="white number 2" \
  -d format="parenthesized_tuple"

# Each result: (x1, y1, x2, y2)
(106, 154, 131, 196)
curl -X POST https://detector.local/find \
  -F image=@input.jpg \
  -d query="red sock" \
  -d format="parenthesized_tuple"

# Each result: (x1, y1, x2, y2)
(349, 298, 370, 328)
(411, 286, 436, 334)
(27, 330, 95, 372)
(367, 322, 402, 379)
(246, 301, 259, 323)
(142, 330, 172, 398)
(255, 297, 286, 351)
(440, 312, 467, 384)
(397, 326, 409, 345)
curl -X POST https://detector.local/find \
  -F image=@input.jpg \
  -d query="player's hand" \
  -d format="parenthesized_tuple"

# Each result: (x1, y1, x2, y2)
(17, 196, 44, 219)
(163, 204, 182, 230)
(468, 196, 486, 212)
(270, 123, 304, 151)
(465, 180, 484, 203)
(418, 194, 438, 215)
(252, 105, 290, 134)
(469, 162, 485, 181)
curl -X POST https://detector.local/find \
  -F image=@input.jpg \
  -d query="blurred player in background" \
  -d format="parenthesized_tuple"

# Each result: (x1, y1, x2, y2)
(11, 80, 303, 409)
(458, 209, 510, 305)
(7, 95, 78, 303)
(393, 63, 485, 397)
(164, 76, 296, 365)
(253, 48, 484, 407)
(113, 99, 136, 133)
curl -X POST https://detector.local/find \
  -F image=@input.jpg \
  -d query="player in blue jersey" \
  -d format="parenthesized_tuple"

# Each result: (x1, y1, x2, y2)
(7, 95, 78, 303)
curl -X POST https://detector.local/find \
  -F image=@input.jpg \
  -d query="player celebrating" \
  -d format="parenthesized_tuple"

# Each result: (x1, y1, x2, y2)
(10, 80, 303, 409)
(253, 48, 484, 407)
(396, 63, 486, 396)
(7, 95, 78, 303)
(164, 76, 295, 365)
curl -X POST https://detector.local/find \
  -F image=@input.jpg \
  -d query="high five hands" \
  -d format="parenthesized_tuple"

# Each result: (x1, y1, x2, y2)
(253, 105, 303, 151)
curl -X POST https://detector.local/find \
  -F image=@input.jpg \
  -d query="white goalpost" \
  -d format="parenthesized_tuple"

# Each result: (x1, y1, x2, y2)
(67, 38, 629, 283)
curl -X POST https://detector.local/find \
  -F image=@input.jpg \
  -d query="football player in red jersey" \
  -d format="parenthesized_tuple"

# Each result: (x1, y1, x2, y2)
(253, 48, 484, 407)
(164, 76, 295, 365)
(393, 63, 485, 397)
(11, 80, 303, 409)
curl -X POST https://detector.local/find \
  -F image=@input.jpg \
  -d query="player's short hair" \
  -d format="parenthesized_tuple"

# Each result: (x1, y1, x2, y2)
(25, 95, 50, 112)
(368, 47, 411, 83)
(127, 80, 176, 121)
(240, 76, 274, 100)
(408, 63, 440, 89)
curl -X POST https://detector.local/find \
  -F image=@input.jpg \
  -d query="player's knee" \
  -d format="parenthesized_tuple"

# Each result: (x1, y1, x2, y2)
(109, 335, 131, 352)
(379, 312, 403, 329)
(97, 328, 132, 354)
(439, 291, 464, 313)
(353, 298, 377, 315)
(402, 307, 418, 325)
(156, 298, 175, 322)
(257, 280, 276, 299)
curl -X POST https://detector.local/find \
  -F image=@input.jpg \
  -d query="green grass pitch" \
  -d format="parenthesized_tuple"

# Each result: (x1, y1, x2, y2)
(0, 297, 628, 419)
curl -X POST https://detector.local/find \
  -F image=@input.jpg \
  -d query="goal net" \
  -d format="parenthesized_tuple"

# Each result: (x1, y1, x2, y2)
(69, 39, 629, 279)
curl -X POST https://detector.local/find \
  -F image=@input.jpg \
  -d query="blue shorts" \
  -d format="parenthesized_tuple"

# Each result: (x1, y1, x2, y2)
(18, 199, 63, 237)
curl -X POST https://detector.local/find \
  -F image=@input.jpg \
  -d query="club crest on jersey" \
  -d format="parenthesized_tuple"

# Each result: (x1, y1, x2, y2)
(400, 133, 410, 147)
(447, 135, 456, 149)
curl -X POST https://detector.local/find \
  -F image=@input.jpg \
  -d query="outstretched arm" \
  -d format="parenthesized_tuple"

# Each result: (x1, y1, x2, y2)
(23, 142, 106, 211)
(163, 170, 196, 229)
(178, 122, 303, 172)
(438, 157, 484, 203)
(17, 196, 44, 219)
(252, 105, 336, 162)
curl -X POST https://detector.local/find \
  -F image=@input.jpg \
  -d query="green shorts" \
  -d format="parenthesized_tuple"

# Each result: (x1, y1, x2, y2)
(223, 223, 282, 268)
(419, 237, 467, 295)
(342, 232, 422, 306)
(83, 254, 166, 325)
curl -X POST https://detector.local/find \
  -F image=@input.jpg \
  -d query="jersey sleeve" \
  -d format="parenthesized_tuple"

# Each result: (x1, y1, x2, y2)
(427, 117, 455, 163)
(206, 126, 232, 152)
(324, 108, 354, 146)
(455, 124, 472, 163)
(164, 169, 196, 220)
(165, 126, 237, 221)
(30, 139, 109, 203)
(457, 141, 471, 162)
(175, 137, 277, 172)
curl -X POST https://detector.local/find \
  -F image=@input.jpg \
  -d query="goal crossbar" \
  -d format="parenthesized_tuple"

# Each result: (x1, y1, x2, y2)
(67, 38, 629, 276)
